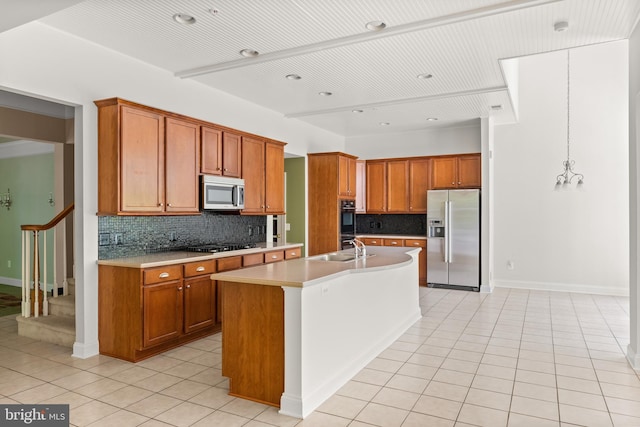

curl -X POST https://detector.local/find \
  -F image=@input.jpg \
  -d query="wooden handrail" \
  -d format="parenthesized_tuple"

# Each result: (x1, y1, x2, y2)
(21, 203, 74, 232)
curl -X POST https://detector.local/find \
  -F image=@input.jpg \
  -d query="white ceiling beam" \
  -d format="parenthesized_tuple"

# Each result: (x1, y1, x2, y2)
(175, 0, 564, 78)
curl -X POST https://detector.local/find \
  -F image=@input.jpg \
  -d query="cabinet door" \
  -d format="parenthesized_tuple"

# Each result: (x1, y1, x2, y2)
(366, 161, 386, 213)
(431, 157, 457, 189)
(405, 239, 427, 285)
(457, 155, 481, 188)
(409, 158, 430, 213)
(241, 137, 266, 213)
(120, 106, 165, 212)
(355, 160, 366, 213)
(201, 126, 223, 175)
(265, 141, 285, 214)
(222, 132, 242, 177)
(165, 118, 200, 213)
(386, 160, 409, 212)
(362, 237, 383, 246)
(143, 281, 183, 348)
(183, 276, 215, 334)
(338, 156, 356, 198)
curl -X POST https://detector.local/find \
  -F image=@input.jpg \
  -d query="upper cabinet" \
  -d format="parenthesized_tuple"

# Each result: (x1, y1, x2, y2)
(201, 127, 242, 178)
(338, 155, 357, 199)
(96, 99, 200, 215)
(355, 160, 366, 213)
(386, 160, 409, 213)
(241, 137, 285, 215)
(366, 160, 387, 213)
(408, 158, 430, 213)
(432, 154, 481, 189)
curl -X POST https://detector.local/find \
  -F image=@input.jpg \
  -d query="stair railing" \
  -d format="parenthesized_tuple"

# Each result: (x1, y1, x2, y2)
(20, 203, 74, 318)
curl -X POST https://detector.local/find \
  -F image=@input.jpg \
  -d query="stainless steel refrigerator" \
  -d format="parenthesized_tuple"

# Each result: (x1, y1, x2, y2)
(427, 189, 480, 291)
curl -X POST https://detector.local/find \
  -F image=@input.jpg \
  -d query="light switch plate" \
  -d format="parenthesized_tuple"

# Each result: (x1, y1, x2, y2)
(99, 233, 110, 246)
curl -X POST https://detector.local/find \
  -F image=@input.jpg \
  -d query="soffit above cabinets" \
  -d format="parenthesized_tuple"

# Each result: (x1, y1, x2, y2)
(35, 0, 640, 137)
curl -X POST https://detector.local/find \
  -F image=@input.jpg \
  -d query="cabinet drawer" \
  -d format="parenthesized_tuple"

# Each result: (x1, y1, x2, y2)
(183, 259, 216, 278)
(217, 255, 243, 272)
(264, 250, 285, 263)
(285, 247, 301, 259)
(405, 239, 426, 248)
(384, 239, 404, 247)
(144, 265, 182, 285)
(243, 253, 264, 267)
(362, 238, 382, 246)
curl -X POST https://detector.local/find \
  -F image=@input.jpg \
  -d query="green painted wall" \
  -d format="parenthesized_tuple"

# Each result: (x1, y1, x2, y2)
(0, 153, 56, 283)
(284, 157, 306, 254)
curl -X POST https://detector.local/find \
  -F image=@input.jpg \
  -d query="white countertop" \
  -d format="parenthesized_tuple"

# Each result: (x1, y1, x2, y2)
(97, 242, 303, 268)
(210, 246, 420, 288)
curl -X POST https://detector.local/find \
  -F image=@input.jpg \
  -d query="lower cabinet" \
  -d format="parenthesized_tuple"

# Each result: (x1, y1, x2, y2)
(360, 237, 427, 286)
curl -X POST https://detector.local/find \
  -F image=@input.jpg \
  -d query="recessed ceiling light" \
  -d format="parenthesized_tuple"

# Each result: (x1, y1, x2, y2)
(240, 48, 259, 57)
(554, 21, 569, 32)
(490, 104, 503, 111)
(173, 13, 196, 25)
(379, 122, 390, 126)
(285, 74, 301, 80)
(352, 109, 364, 113)
(365, 21, 386, 31)
(426, 117, 438, 121)
(417, 73, 433, 80)
(318, 91, 332, 96)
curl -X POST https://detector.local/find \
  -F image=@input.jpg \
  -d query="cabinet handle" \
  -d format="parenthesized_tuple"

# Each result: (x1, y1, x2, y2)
(458, 182, 461, 185)
(271, 255, 278, 259)
(178, 287, 183, 291)
(159, 272, 170, 278)
(186, 285, 191, 289)
(196, 266, 205, 272)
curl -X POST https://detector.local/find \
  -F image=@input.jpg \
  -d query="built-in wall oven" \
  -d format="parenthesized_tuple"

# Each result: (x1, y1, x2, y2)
(340, 200, 356, 249)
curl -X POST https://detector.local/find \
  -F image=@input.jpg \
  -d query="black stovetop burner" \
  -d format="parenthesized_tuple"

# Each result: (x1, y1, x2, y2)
(185, 242, 257, 253)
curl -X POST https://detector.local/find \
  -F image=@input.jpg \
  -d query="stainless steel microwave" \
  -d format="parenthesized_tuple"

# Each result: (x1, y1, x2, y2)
(201, 175, 245, 210)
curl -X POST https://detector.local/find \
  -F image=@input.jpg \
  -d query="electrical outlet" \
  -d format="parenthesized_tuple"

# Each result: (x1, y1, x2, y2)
(114, 233, 123, 245)
(7, 260, 11, 268)
(169, 231, 177, 242)
(507, 260, 515, 270)
(248, 226, 253, 236)
(99, 233, 110, 246)
(285, 223, 291, 231)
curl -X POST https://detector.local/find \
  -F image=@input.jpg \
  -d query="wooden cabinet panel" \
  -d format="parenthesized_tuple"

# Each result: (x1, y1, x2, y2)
(383, 238, 404, 247)
(409, 158, 430, 213)
(338, 156, 356, 198)
(285, 247, 301, 259)
(432, 157, 458, 189)
(143, 281, 183, 348)
(355, 160, 366, 213)
(405, 239, 427, 285)
(183, 276, 215, 334)
(200, 126, 222, 175)
(366, 161, 386, 213)
(222, 132, 242, 177)
(458, 155, 481, 188)
(120, 106, 165, 213)
(243, 253, 264, 267)
(183, 260, 216, 278)
(215, 255, 243, 324)
(362, 237, 383, 246)
(386, 160, 409, 212)
(165, 118, 200, 213)
(241, 137, 266, 213)
(143, 265, 182, 285)
(265, 141, 285, 214)
(264, 250, 285, 263)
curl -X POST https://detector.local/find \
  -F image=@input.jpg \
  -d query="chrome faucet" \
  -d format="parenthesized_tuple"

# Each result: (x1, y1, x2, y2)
(350, 238, 367, 258)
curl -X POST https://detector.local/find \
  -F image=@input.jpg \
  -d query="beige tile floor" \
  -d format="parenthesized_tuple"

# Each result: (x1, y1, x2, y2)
(1, 287, 639, 426)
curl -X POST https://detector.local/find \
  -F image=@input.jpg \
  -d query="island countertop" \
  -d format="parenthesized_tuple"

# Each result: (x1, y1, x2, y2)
(96, 242, 303, 268)
(210, 246, 420, 288)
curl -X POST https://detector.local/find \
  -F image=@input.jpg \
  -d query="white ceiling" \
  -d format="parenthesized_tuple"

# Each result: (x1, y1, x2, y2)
(7, 0, 640, 137)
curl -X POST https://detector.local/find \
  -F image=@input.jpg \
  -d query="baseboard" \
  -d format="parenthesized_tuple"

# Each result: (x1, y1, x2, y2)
(0, 277, 21, 287)
(627, 344, 640, 371)
(72, 341, 99, 359)
(493, 279, 629, 297)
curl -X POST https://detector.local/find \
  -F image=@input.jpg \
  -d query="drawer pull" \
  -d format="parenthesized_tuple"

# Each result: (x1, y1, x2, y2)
(271, 255, 278, 259)
(186, 285, 191, 289)
(159, 272, 170, 278)
(178, 287, 183, 291)
(196, 266, 205, 272)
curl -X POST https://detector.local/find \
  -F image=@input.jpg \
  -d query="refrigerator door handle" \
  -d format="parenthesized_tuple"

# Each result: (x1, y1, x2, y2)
(444, 201, 449, 263)
(447, 200, 453, 263)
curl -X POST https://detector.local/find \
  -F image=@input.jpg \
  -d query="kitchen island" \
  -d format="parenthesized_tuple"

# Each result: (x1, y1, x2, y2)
(211, 245, 421, 419)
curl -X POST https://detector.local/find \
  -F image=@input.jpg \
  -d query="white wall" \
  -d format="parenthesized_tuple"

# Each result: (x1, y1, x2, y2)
(345, 122, 481, 159)
(492, 41, 629, 295)
(0, 22, 344, 357)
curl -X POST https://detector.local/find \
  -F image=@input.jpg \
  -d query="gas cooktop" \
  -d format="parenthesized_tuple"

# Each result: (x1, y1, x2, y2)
(184, 243, 257, 253)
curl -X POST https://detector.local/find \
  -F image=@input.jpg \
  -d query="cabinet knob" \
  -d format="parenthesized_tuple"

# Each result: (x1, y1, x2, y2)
(167, 203, 172, 207)
(186, 285, 191, 289)
(216, 167, 221, 171)
(223, 168, 227, 171)
(451, 182, 455, 185)
(196, 266, 205, 272)
(158, 203, 163, 207)
(178, 287, 183, 291)
(159, 272, 170, 278)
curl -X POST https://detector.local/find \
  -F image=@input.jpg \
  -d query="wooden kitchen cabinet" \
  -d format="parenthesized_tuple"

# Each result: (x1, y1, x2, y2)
(183, 259, 217, 334)
(408, 158, 430, 213)
(264, 250, 285, 263)
(386, 160, 409, 212)
(405, 239, 427, 285)
(96, 98, 200, 215)
(308, 152, 359, 255)
(201, 126, 242, 178)
(355, 160, 366, 213)
(383, 238, 405, 247)
(362, 237, 383, 246)
(338, 155, 357, 199)
(242, 137, 286, 215)
(143, 279, 183, 348)
(366, 161, 387, 213)
(432, 154, 481, 189)
(215, 255, 243, 324)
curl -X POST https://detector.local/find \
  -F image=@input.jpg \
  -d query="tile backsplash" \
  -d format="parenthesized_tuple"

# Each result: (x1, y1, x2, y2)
(98, 212, 266, 259)
(356, 214, 426, 236)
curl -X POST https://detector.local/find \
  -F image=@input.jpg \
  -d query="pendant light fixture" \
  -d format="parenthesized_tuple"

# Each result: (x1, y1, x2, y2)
(555, 49, 584, 189)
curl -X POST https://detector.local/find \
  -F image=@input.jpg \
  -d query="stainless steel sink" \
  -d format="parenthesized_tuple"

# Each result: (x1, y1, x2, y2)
(308, 253, 375, 262)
